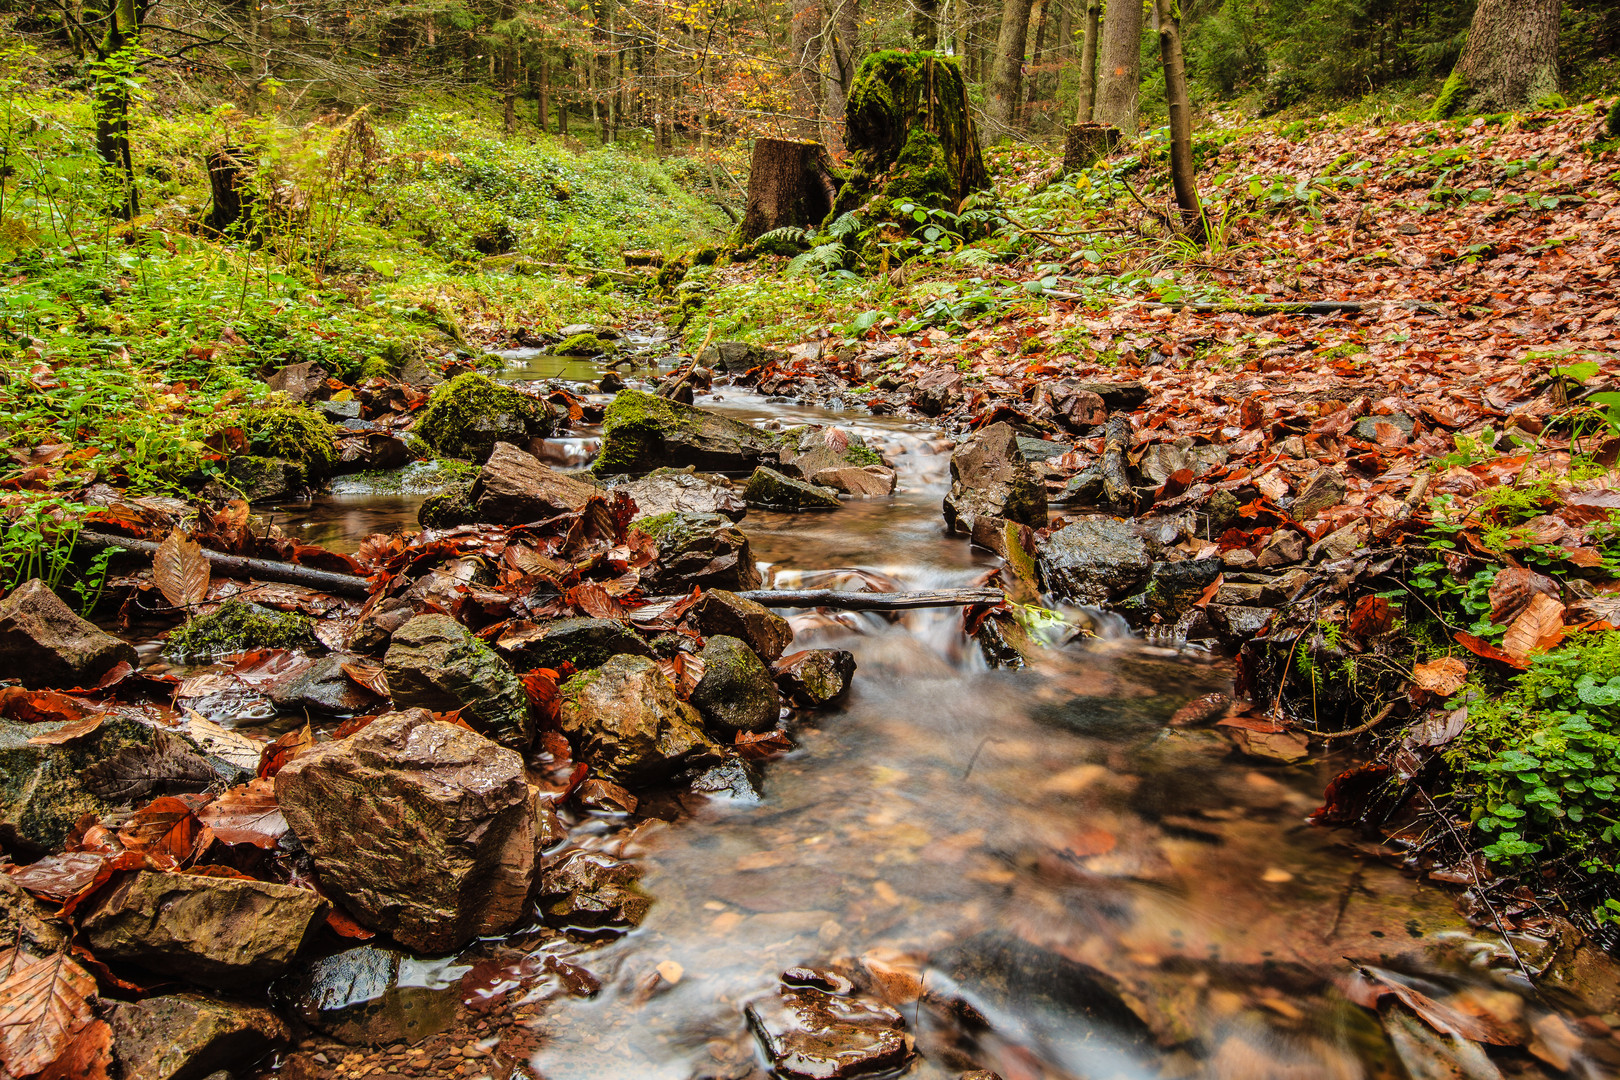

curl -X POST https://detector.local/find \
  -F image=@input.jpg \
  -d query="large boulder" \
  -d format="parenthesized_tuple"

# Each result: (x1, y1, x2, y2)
(690, 636, 781, 735)
(275, 710, 539, 954)
(106, 993, 290, 1080)
(470, 442, 597, 524)
(777, 427, 885, 479)
(81, 872, 328, 985)
(1037, 516, 1153, 606)
(593, 388, 784, 475)
(686, 589, 793, 661)
(621, 467, 746, 521)
(0, 717, 247, 854)
(413, 373, 557, 463)
(0, 578, 137, 689)
(495, 617, 655, 673)
(942, 422, 1047, 534)
(744, 466, 842, 511)
(636, 513, 763, 592)
(558, 655, 722, 785)
(383, 614, 534, 751)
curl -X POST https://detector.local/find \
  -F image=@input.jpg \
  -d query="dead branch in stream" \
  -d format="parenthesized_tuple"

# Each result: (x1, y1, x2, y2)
(651, 588, 1006, 610)
(79, 531, 373, 598)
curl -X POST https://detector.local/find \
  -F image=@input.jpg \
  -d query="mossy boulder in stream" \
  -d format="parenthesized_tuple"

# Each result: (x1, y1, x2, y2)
(744, 466, 842, 511)
(636, 512, 763, 592)
(413, 373, 557, 463)
(558, 655, 722, 785)
(165, 600, 315, 659)
(552, 332, 614, 356)
(240, 402, 342, 477)
(690, 635, 780, 735)
(595, 388, 784, 475)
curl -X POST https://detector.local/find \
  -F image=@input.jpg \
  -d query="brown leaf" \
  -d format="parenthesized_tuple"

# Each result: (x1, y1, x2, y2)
(735, 729, 793, 759)
(323, 906, 375, 940)
(79, 732, 221, 803)
(257, 723, 314, 780)
(1502, 593, 1564, 663)
(1487, 567, 1559, 625)
(196, 779, 288, 848)
(1411, 657, 1468, 697)
(1347, 965, 1516, 1045)
(116, 795, 203, 868)
(339, 662, 389, 699)
(27, 715, 107, 746)
(0, 949, 98, 1078)
(153, 528, 210, 608)
(0, 688, 96, 725)
(1347, 595, 1393, 639)
(32, 1016, 113, 1080)
(5, 853, 109, 903)
(566, 581, 624, 620)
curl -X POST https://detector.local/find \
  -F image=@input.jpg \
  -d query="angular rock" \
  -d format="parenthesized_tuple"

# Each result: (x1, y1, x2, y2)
(1037, 517, 1152, 606)
(0, 578, 138, 689)
(1033, 381, 1108, 431)
(943, 422, 1047, 534)
(0, 874, 69, 959)
(558, 655, 723, 785)
(594, 388, 783, 474)
(1070, 379, 1149, 411)
(690, 635, 781, 735)
(812, 466, 896, 497)
(1015, 436, 1071, 462)
(275, 710, 538, 954)
(495, 616, 654, 673)
(775, 649, 857, 706)
(384, 614, 534, 751)
(107, 993, 290, 1080)
(974, 611, 1039, 670)
(1206, 604, 1276, 644)
(274, 945, 459, 1046)
(266, 653, 380, 716)
(621, 467, 745, 521)
(1309, 522, 1366, 563)
(1138, 558, 1222, 623)
(82, 872, 328, 985)
(686, 755, 765, 802)
(1221, 547, 1260, 570)
(778, 427, 885, 479)
(686, 589, 793, 661)
(699, 341, 789, 373)
(470, 442, 597, 523)
(537, 850, 651, 930)
(264, 361, 328, 403)
(1256, 529, 1306, 568)
(747, 986, 913, 1080)
(745, 466, 842, 510)
(1292, 468, 1347, 520)
(636, 513, 763, 592)
(413, 373, 557, 463)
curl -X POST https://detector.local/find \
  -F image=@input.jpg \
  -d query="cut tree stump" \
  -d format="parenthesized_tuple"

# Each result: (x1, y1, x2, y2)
(204, 146, 255, 236)
(1062, 123, 1120, 174)
(738, 138, 840, 245)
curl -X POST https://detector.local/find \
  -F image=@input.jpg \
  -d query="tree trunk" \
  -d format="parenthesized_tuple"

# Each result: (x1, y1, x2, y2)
(1061, 121, 1118, 172)
(822, 0, 861, 126)
(1155, 0, 1202, 239)
(538, 58, 550, 130)
(1076, 0, 1100, 122)
(1095, 0, 1143, 135)
(1023, 0, 1050, 125)
(987, 0, 1036, 133)
(88, 0, 141, 220)
(911, 0, 938, 49)
(1432, 0, 1559, 118)
(739, 138, 838, 243)
(204, 147, 255, 235)
(789, 0, 824, 138)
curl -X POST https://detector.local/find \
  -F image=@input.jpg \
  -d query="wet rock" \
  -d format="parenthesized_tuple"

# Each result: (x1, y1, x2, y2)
(107, 993, 289, 1080)
(811, 466, 896, 497)
(1138, 559, 1221, 623)
(0, 717, 246, 853)
(413, 373, 557, 463)
(274, 945, 459, 1046)
(621, 466, 745, 521)
(1055, 468, 1104, 505)
(1069, 379, 1149, 411)
(598, 371, 625, 393)
(1309, 522, 1366, 562)
(275, 710, 538, 954)
(265, 361, 328, 403)
(943, 422, 1047, 534)
(1221, 547, 1259, 570)
(266, 653, 380, 716)
(699, 341, 789, 373)
(1207, 604, 1276, 645)
(779, 427, 884, 479)
(537, 850, 651, 930)
(1033, 381, 1108, 431)
(690, 635, 781, 735)
(558, 655, 723, 785)
(1353, 412, 1416, 443)
(1256, 529, 1306, 568)
(1037, 517, 1152, 606)
(637, 512, 763, 592)
(384, 614, 534, 751)
(1292, 467, 1347, 520)
(912, 370, 963, 417)
(594, 388, 783, 475)
(82, 872, 327, 986)
(0, 578, 138, 689)
(495, 616, 654, 672)
(347, 595, 416, 656)
(746, 986, 914, 1080)
(1015, 436, 1071, 462)
(745, 466, 842, 510)
(686, 589, 794, 661)
(775, 649, 857, 706)
(686, 755, 765, 802)
(215, 456, 309, 503)
(657, 375, 695, 404)
(470, 442, 597, 523)
(0, 874, 69, 959)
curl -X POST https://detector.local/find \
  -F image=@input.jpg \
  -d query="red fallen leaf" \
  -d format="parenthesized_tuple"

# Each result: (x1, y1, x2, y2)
(566, 581, 624, 620)
(5, 853, 109, 903)
(0, 949, 98, 1078)
(521, 669, 562, 726)
(197, 779, 288, 848)
(63, 814, 119, 856)
(1502, 593, 1564, 663)
(69, 945, 148, 994)
(558, 761, 590, 802)
(1453, 631, 1527, 669)
(1153, 467, 1195, 502)
(331, 714, 377, 740)
(324, 906, 376, 940)
(1346, 964, 1516, 1045)
(339, 661, 389, 698)
(0, 688, 96, 725)
(1488, 566, 1560, 624)
(26, 715, 107, 746)
(32, 1015, 113, 1080)
(1347, 595, 1393, 639)
(117, 796, 203, 868)
(178, 864, 257, 880)
(1308, 763, 1394, 826)
(289, 542, 367, 575)
(430, 710, 478, 732)
(735, 729, 794, 760)
(257, 723, 314, 779)
(56, 851, 156, 920)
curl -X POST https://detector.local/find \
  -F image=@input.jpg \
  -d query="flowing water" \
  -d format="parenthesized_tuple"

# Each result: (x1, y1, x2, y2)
(264, 349, 1610, 1080)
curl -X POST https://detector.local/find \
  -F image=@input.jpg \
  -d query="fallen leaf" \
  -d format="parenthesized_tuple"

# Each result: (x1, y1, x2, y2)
(1347, 595, 1393, 639)
(5, 853, 109, 903)
(339, 661, 389, 698)
(1487, 567, 1559, 625)
(116, 795, 202, 868)
(1407, 707, 1469, 748)
(257, 723, 314, 779)
(1502, 593, 1564, 662)
(1347, 964, 1516, 1045)
(735, 729, 793, 759)
(32, 1016, 113, 1080)
(196, 779, 288, 848)
(1411, 657, 1468, 696)
(0, 949, 98, 1078)
(153, 528, 210, 608)
(26, 715, 107, 746)
(1453, 631, 1527, 670)
(79, 732, 221, 802)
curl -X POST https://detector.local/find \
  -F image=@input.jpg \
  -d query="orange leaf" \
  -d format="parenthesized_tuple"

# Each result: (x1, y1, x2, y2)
(1347, 595, 1392, 639)
(1411, 657, 1468, 697)
(257, 723, 314, 779)
(153, 528, 210, 608)
(33, 1016, 112, 1080)
(1502, 593, 1564, 663)
(26, 715, 107, 746)
(196, 779, 288, 848)
(117, 796, 202, 868)
(1453, 631, 1527, 669)
(0, 949, 97, 1078)
(323, 906, 375, 940)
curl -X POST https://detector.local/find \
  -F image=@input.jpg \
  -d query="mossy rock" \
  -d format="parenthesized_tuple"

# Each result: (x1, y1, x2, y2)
(413, 373, 557, 463)
(241, 403, 340, 477)
(417, 481, 477, 529)
(164, 600, 315, 659)
(743, 466, 841, 511)
(594, 388, 785, 475)
(1608, 99, 1620, 139)
(218, 456, 308, 503)
(553, 333, 613, 356)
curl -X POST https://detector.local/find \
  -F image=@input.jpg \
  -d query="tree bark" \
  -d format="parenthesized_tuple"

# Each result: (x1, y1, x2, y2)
(987, 0, 1036, 133)
(79, 532, 373, 598)
(739, 138, 838, 242)
(87, 0, 141, 220)
(789, 0, 824, 138)
(1155, 0, 1202, 239)
(911, 0, 939, 49)
(1023, 0, 1050, 125)
(1075, 0, 1100, 122)
(204, 147, 255, 236)
(822, 0, 861, 126)
(1432, 0, 1560, 118)
(1061, 121, 1118, 172)
(1095, 0, 1143, 135)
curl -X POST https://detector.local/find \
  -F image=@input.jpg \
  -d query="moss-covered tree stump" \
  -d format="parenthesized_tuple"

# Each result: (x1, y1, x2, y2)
(835, 51, 989, 216)
(738, 138, 840, 246)
(1062, 123, 1120, 174)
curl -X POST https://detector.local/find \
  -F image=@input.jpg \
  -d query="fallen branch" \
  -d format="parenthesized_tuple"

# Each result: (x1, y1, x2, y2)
(649, 587, 1005, 611)
(79, 531, 373, 598)
(1100, 415, 1136, 512)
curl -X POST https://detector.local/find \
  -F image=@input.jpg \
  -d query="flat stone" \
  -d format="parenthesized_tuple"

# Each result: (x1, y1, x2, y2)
(686, 589, 793, 661)
(1292, 468, 1347, 520)
(1353, 412, 1416, 443)
(275, 710, 537, 954)
(1213, 582, 1268, 605)
(621, 467, 745, 520)
(774, 649, 857, 707)
(495, 617, 654, 672)
(1033, 382, 1108, 431)
(1220, 548, 1259, 570)
(0, 578, 138, 689)
(82, 872, 328, 986)
(943, 422, 1047, 534)
(1309, 522, 1366, 562)
(690, 635, 780, 735)
(1037, 517, 1152, 606)
(1207, 604, 1276, 644)
(273, 945, 460, 1046)
(471, 442, 597, 523)
(745, 466, 842, 510)
(384, 614, 533, 751)
(107, 993, 289, 1080)
(266, 653, 380, 715)
(1015, 436, 1072, 462)
(811, 466, 896, 497)
(559, 655, 722, 785)
(637, 513, 763, 592)
(746, 986, 913, 1080)
(1070, 379, 1149, 411)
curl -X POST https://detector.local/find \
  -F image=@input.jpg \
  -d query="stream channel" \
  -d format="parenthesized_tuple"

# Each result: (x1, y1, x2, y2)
(254, 336, 1593, 1080)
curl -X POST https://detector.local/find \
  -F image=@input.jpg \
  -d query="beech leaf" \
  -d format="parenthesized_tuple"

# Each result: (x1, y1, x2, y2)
(1502, 593, 1564, 663)
(197, 779, 289, 848)
(79, 732, 221, 803)
(0, 948, 98, 1078)
(153, 528, 210, 608)
(1411, 657, 1468, 697)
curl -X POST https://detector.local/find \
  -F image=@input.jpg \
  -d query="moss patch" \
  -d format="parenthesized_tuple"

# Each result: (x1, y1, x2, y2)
(240, 403, 340, 476)
(414, 372, 556, 462)
(553, 332, 612, 356)
(1428, 69, 1469, 120)
(165, 600, 315, 658)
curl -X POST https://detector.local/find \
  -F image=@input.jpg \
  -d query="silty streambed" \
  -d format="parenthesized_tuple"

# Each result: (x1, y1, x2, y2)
(259, 354, 1602, 1079)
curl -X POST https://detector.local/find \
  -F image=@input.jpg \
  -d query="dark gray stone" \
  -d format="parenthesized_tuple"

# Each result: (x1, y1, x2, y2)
(0, 578, 137, 689)
(383, 615, 534, 751)
(1037, 517, 1153, 606)
(690, 635, 780, 735)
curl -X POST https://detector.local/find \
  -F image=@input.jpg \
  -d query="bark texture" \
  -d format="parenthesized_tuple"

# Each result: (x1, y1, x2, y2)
(1155, 0, 1203, 238)
(1062, 122, 1119, 172)
(987, 0, 1036, 132)
(790, 0, 824, 137)
(739, 138, 840, 242)
(1095, 0, 1144, 135)
(1432, 0, 1560, 118)
(822, 0, 862, 124)
(1076, 0, 1101, 123)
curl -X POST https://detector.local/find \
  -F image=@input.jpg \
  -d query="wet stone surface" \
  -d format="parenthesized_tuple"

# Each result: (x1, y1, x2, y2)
(746, 985, 914, 1080)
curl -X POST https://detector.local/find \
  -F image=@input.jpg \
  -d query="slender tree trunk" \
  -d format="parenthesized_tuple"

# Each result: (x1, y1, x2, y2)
(538, 57, 550, 130)
(1057, 0, 1070, 60)
(88, 0, 140, 220)
(789, 0, 824, 138)
(1432, 0, 1559, 118)
(1076, 0, 1100, 122)
(1023, 0, 1049, 125)
(912, 0, 939, 49)
(822, 0, 861, 125)
(1095, 0, 1143, 135)
(988, 0, 1036, 133)
(1155, 0, 1202, 239)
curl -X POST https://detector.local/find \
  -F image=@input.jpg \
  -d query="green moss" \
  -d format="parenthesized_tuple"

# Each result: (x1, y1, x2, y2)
(1429, 68, 1469, 121)
(417, 481, 476, 528)
(885, 131, 953, 209)
(554, 332, 612, 356)
(240, 403, 340, 476)
(414, 372, 556, 461)
(164, 600, 315, 658)
(842, 444, 883, 468)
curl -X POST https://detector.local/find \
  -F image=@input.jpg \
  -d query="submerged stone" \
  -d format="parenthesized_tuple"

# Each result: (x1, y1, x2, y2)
(537, 850, 651, 931)
(747, 984, 914, 1080)
(621, 466, 746, 520)
(275, 945, 461, 1046)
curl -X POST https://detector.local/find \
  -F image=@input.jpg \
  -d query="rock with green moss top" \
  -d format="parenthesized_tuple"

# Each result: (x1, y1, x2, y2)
(774, 648, 857, 706)
(778, 427, 884, 478)
(552, 332, 614, 356)
(690, 635, 780, 735)
(559, 655, 722, 785)
(165, 601, 315, 659)
(413, 373, 558, 463)
(418, 481, 476, 529)
(383, 615, 534, 752)
(495, 617, 655, 673)
(636, 513, 762, 592)
(213, 456, 308, 504)
(744, 466, 841, 511)
(595, 388, 784, 475)
(241, 403, 341, 477)
(1609, 99, 1620, 139)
